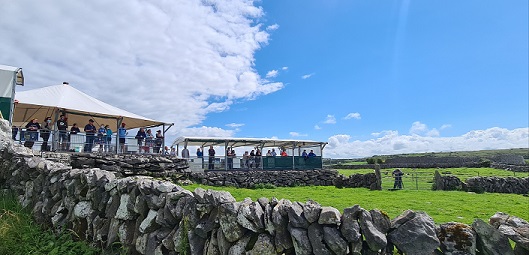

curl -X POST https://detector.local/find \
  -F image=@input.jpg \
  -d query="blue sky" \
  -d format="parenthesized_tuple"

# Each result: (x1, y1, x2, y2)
(1, 0, 527, 158)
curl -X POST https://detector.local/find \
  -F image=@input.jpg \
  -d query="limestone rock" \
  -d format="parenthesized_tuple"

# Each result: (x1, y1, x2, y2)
(437, 222, 476, 255)
(287, 201, 309, 229)
(248, 233, 276, 255)
(323, 226, 348, 255)
(303, 200, 322, 223)
(237, 198, 265, 233)
(388, 211, 439, 255)
(288, 224, 312, 255)
(308, 223, 333, 255)
(359, 209, 387, 252)
(472, 218, 514, 255)
(218, 202, 245, 242)
(341, 205, 362, 243)
(318, 206, 341, 225)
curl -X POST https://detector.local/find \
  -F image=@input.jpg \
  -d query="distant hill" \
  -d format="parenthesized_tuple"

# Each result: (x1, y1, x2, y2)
(330, 148, 529, 164)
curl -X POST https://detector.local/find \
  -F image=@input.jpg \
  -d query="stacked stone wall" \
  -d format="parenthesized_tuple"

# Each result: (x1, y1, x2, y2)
(0, 120, 528, 254)
(433, 170, 529, 194)
(492, 163, 529, 172)
(190, 169, 337, 188)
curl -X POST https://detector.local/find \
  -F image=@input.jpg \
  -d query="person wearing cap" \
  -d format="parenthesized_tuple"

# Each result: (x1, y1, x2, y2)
(84, 119, 97, 152)
(118, 123, 128, 153)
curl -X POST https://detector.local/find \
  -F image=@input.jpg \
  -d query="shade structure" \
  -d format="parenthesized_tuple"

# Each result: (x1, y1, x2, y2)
(13, 83, 170, 129)
(172, 136, 327, 151)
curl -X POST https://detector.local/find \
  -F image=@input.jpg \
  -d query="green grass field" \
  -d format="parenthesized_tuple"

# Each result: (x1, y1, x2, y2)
(183, 184, 529, 225)
(184, 167, 529, 224)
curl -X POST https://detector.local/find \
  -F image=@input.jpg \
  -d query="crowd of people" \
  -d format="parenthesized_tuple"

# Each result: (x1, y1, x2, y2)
(12, 115, 167, 155)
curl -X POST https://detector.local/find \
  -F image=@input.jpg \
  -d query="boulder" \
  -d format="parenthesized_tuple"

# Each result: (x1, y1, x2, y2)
(247, 233, 276, 255)
(388, 211, 439, 255)
(218, 202, 245, 242)
(323, 226, 348, 255)
(437, 222, 476, 255)
(308, 223, 333, 255)
(318, 206, 341, 225)
(489, 212, 529, 250)
(303, 200, 322, 223)
(358, 209, 387, 252)
(288, 224, 313, 255)
(287, 201, 309, 229)
(472, 218, 514, 255)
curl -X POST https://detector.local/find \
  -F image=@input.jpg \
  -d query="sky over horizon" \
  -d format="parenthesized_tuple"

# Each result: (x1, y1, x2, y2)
(1, 0, 527, 158)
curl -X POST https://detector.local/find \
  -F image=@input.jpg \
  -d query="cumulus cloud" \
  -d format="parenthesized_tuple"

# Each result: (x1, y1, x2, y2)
(344, 112, 361, 120)
(1, 0, 283, 143)
(177, 126, 235, 138)
(323, 115, 336, 124)
(314, 125, 321, 130)
(266, 24, 279, 31)
(409, 121, 440, 137)
(301, 73, 314, 79)
(325, 127, 529, 158)
(266, 70, 278, 78)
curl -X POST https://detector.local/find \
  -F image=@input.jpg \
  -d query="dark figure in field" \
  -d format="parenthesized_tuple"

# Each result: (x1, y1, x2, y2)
(392, 168, 404, 189)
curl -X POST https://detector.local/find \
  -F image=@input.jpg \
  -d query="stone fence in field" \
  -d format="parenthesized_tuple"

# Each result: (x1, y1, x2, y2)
(433, 170, 529, 194)
(1, 120, 528, 254)
(335, 155, 527, 170)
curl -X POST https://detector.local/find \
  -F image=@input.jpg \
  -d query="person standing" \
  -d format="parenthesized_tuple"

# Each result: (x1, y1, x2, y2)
(40, 117, 52, 151)
(97, 124, 106, 152)
(154, 130, 163, 153)
(83, 119, 97, 152)
(69, 123, 80, 151)
(105, 125, 112, 152)
(24, 118, 40, 149)
(135, 128, 146, 153)
(227, 148, 234, 169)
(56, 115, 68, 151)
(118, 123, 127, 153)
(255, 149, 262, 169)
(181, 146, 190, 159)
(208, 145, 215, 170)
(196, 148, 203, 158)
(392, 169, 404, 189)
(145, 129, 154, 153)
(271, 148, 277, 157)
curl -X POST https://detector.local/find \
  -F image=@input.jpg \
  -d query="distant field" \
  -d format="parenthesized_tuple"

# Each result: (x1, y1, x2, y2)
(337, 167, 529, 190)
(183, 184, 529, 225)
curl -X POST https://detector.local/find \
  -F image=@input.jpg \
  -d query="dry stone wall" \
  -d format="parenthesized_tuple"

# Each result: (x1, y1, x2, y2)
(433, 170, 529, 194)
(0, 119, 528, 254)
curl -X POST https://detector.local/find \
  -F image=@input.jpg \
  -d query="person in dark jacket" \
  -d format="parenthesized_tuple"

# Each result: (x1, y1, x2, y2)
(24, 118, 40, 149)
(40, 117, 52, 151)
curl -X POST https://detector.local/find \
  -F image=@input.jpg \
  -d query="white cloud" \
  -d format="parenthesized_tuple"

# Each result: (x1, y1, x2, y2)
(266, 70, 279, 78)
(440, 124, 452, 130)
(323, 115, 336, 124)
(226, 123, 244, 128)
(266, 24, 279, 31)
(314, 125, 321, 130)
(344, 112, 361, 120)
(177, 126, 235, 138)
(409, 121, 439, 137)
(282, 66, 288, 70)
(301, 73, 314, 79)
(289, 132, 307, 137)
(1, 0, 283, 137)
(325, 127, 529, 158)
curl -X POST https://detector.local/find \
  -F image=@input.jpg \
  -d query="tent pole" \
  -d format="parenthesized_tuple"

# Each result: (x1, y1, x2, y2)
(116, 118, 122, 154)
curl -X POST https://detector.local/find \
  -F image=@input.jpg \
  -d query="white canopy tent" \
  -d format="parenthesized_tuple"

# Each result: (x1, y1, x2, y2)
(13, 83, 171, 130)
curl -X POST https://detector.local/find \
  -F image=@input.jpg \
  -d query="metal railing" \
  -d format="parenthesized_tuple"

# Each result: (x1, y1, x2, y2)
(11, 128, 166, 154)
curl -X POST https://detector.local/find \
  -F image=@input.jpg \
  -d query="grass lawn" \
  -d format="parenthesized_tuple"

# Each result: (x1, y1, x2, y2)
(183, 184, 529, 225)
(0, 192, 125, 255)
